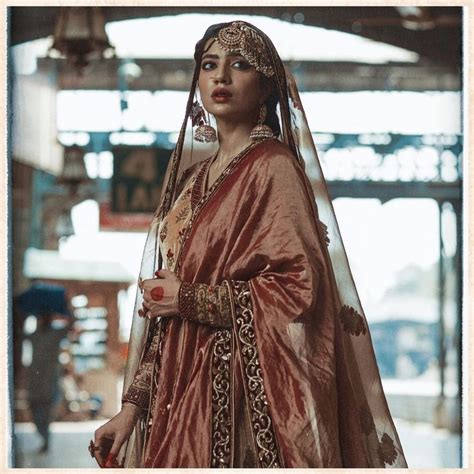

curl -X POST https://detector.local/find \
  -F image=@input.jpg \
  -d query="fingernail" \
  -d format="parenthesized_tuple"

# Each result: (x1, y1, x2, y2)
(105, 453, 116, 467)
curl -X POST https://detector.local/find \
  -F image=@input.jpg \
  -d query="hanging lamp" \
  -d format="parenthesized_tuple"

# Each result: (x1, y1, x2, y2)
(49, 7, 115, 73)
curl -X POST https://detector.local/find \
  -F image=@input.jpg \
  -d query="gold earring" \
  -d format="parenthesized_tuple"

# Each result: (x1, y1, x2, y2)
(250, 104, 274, 141)
(192, 101, 217, 143)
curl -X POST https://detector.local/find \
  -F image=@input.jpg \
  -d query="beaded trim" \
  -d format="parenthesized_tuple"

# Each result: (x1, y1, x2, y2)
(224, 280, 283, 468)
(210, 329, 233, 467)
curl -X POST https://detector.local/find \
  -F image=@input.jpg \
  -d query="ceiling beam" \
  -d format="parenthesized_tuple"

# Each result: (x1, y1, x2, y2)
(11, 7, 462, 69)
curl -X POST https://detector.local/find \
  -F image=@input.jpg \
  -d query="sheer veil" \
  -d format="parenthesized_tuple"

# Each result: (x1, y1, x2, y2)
(120, 21, 407, 468)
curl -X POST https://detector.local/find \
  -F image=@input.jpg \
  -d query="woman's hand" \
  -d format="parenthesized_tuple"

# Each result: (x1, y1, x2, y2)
(93, 403, 141, 467)
(141, 269, 181, 319)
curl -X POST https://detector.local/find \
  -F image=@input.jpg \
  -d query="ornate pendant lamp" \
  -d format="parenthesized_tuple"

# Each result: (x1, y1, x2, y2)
(57, 145, 91, 195)
(49, 7, 115, 72)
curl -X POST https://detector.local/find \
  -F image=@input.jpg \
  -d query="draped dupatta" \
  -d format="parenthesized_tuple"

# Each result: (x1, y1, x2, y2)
(119, 21, 407, 469)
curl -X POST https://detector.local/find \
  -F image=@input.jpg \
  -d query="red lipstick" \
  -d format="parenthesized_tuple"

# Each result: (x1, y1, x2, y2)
(211, 88, 232, 103)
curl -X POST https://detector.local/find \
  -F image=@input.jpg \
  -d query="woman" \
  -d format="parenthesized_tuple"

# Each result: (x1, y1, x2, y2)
(93, 21, 407, 468)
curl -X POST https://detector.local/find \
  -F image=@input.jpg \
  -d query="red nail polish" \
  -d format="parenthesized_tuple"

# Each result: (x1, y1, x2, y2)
(105, 453, 116, 467)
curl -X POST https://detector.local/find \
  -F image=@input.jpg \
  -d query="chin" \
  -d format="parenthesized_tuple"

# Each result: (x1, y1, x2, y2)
(206, 104, 250, 122)
(204, 101, 230, 113)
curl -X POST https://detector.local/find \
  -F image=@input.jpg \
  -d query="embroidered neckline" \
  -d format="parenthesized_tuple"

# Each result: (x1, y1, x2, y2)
(175, 139, 268, 274)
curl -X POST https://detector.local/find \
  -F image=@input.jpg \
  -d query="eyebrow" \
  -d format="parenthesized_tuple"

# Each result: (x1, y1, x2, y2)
(201, 52, 245, 60)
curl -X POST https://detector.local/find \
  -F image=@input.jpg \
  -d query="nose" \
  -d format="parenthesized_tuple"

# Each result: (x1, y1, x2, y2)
(212, 62, 231, 84)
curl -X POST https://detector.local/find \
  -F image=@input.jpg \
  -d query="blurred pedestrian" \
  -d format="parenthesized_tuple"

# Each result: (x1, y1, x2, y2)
(25, 310, 73, 452)
(18, 281, 74, 453)
(26, 311, 73, 453)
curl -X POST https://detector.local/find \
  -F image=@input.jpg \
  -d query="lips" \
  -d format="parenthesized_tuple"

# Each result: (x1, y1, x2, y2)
(211, 88, 232, 98)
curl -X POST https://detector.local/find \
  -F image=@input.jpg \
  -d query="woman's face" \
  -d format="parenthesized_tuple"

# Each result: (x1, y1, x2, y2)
(198, 38, 267, 124)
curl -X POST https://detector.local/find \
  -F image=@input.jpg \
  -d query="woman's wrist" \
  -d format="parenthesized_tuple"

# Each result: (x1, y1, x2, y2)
(121, 402, 143, 420)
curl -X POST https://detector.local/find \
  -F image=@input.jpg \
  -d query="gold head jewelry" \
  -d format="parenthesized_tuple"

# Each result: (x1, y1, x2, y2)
(216, 22, 274, 77)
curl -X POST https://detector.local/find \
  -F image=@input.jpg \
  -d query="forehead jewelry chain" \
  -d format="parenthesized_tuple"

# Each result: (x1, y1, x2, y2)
(216, 22, 274, 77)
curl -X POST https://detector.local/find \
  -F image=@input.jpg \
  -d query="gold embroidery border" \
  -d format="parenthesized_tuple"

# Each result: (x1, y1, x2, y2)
(210, 329, 234, 467)
(224, 280, 283, 468)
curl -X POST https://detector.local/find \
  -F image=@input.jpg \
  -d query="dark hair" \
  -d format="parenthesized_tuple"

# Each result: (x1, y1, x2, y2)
(194, 23, 281, 138)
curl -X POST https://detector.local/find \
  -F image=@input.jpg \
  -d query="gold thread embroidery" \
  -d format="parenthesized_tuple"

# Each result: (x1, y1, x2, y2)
(148, 319, 167, 416)
(226, 280, 282, 468)
(179, 282, 233, 327)
(166, 248, 175, 269)
(211, 329, 233, 468)
(123, 318, 163, 410)
(159, 220, 168, 242)
(175, 206, 190, 223)
(143, 318, 168, 454)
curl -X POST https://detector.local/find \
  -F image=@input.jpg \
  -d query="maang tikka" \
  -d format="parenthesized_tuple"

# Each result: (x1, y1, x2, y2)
(250, 104, 274, 141)
(191, 101, 217, 143)
(216, 22, 274, 77)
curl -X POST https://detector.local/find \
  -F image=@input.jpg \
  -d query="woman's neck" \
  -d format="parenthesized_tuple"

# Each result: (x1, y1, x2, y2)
(215, 119, 254, 164)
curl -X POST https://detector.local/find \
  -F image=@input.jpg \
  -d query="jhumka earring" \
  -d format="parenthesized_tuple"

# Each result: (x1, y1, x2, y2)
(191, 101, 217, 143)
(250, 104, 274, 141)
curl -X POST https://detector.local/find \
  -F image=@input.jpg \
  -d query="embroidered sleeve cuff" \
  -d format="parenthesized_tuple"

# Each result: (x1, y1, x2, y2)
(122, 386, 149, 411)
(179, 281, 233, 327)
(121, 321, 163, 412)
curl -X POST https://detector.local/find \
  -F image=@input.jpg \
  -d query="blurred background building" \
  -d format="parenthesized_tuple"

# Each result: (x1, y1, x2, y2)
(9, 6, 463, 469)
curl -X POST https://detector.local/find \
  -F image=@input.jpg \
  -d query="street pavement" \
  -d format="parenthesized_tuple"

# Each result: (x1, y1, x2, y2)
(13, 418, 461, 468)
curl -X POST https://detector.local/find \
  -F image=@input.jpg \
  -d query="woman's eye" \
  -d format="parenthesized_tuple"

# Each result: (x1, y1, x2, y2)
(232, 60, 250, 70)
(201, 61, 216, 71)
